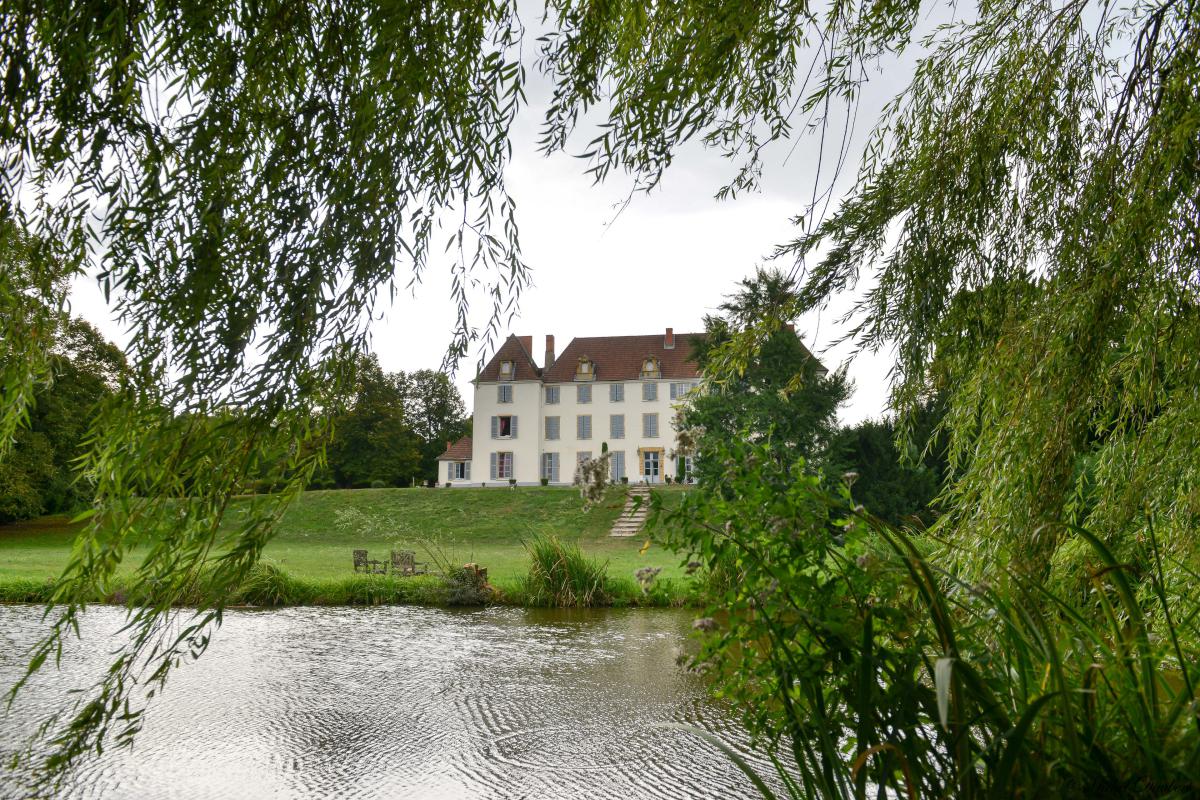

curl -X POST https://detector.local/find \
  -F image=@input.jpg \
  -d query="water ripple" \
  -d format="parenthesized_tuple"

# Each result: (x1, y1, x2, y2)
(1, 605, 784, 799)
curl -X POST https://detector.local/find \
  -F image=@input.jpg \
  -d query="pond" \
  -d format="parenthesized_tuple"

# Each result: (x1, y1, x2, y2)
(1, 605, 779, 799)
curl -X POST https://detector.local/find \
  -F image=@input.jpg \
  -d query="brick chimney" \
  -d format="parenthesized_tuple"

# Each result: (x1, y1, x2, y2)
(518, 335, 533, 356)
(545, 334, 556, 370)
(664, 327, 675, 349)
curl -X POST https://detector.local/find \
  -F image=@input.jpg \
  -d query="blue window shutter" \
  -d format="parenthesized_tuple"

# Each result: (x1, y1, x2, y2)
(511, 416, 518, 438)
(490, 452, 497, 480)
(465, 462, 471, 480)
(491, 416, 498, 439)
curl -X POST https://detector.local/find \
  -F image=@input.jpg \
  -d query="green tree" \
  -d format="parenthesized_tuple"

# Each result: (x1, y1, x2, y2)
(0, 314, 126, 522)
(680, 270, 848, 485)
(0, 429, 56, 522)
(398, 369, 469, 483)
(828, 400, 948, 527)
(324, 356, 422, 488)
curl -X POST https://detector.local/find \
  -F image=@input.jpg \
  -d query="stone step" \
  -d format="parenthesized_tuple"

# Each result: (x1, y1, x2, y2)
(610, 486, 653, 537)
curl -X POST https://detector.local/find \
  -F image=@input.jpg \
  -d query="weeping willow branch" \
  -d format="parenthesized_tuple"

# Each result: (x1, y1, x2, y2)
(1, 1, 529, 789)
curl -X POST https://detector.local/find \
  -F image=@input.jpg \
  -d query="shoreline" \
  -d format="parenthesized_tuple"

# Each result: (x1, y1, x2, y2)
(0, 569, 695, 610)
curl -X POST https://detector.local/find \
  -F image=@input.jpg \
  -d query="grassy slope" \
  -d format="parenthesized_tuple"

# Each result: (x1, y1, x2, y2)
(0, 487, 687, 591)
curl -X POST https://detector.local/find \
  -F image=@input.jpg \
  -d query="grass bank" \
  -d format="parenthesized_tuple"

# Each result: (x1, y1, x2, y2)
(0, 486, 692, 607)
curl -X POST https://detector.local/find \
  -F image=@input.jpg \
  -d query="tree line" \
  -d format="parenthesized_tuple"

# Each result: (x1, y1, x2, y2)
(0, 316, 469, 521)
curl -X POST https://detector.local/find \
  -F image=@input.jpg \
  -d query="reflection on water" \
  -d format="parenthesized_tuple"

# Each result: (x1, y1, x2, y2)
(0, 605, 777, 799)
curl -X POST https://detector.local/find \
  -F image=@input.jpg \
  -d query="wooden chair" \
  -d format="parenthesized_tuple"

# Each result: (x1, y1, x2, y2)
(353, 549, 369, 573)
(390, 549, 427, 576)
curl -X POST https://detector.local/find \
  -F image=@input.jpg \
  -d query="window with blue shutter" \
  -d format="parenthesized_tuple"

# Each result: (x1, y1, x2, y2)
(611, 451, 625, 481)
(545, 416, 560, 440)
(643, 413, 659, 438)
(642, 382, 657, 401)
(542, 452, 560, 481)
(464, 462, 471, 480)
(498, 384, 513, 403)
(545, 386, 560, 404)
(495, 452, 513, 479)
(490, 416, 498, 439)
(577, 414, 592, 439)
(610, 414, 624, 439)
(447, 462, 454, 481)
(610, 384, 624, 402)
(497, 416, 514, 438)
(577, 384, 591, 404)
(510, 416, 518, 438)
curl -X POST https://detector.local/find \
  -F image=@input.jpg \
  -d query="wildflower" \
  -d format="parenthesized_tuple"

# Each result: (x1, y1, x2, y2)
(842, 471, 860, 488)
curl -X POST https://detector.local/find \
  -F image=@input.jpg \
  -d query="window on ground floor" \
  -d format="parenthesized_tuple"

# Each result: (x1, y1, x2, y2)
(491, 452, 513, 480)
(610, 451, 625, 481)
(542, 452, 560, 482)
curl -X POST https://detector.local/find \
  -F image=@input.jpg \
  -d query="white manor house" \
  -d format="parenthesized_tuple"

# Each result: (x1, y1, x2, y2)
(438, 328, 704, 486)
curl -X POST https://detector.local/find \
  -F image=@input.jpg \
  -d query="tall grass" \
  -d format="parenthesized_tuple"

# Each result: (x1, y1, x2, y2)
(521, 535, 611, 607)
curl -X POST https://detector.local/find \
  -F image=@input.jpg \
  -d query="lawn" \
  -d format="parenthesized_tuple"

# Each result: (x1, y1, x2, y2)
(0, 486, 690, 591)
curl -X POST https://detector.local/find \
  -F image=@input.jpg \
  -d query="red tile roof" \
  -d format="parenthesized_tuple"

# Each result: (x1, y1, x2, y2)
(437, 435, 473, 461)
(542, 333, 707, 382)
(476, 335, 541, 382)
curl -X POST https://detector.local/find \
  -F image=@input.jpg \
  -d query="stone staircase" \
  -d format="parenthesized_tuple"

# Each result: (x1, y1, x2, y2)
(610, 485, 651, 537)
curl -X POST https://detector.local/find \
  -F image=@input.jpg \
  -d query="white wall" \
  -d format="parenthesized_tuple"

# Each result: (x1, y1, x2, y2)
(471, 379, 543, 484)
(472, 377, 695, 485)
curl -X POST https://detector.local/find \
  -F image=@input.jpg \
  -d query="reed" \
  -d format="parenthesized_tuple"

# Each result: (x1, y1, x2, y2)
(521, 535, 612, 608)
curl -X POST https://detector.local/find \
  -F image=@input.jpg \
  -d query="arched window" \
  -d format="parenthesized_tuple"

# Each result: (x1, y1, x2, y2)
(576, 357, 595, 381)
(640, 356, 660, 379)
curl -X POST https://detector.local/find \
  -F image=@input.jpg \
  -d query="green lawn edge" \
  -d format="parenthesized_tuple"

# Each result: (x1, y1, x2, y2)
(0, 486, 696, 609)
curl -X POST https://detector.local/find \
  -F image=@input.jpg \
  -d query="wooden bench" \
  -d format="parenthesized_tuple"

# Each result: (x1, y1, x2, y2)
(390, 549, 427, 576)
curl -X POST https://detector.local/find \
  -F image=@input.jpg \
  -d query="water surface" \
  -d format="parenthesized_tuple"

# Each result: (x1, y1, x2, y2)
(1, 605, 775, 799)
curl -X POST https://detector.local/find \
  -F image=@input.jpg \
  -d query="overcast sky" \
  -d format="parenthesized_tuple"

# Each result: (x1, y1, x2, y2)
(67, 7, 923, 426)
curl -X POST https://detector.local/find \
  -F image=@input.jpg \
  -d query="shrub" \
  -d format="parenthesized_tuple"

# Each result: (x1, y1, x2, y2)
(523, 535, 610, 607)
(445, 565, 493, 605)
(540, 477, 549, 486)
(232, 562, 310, 606)
(369, 479, 387, 489)
(444, 481, 451, 488)
(655, 436, 1200, 799)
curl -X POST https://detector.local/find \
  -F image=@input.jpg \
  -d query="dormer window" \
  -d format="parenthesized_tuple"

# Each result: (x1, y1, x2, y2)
(640, 356, 661, 379)
(499, 360, 514, 380)
(575, 357, 595, 381)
